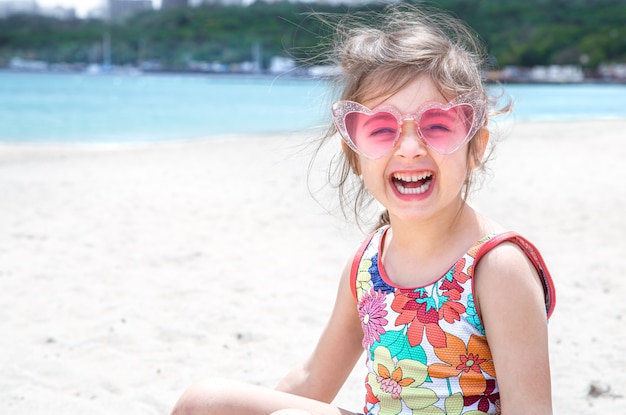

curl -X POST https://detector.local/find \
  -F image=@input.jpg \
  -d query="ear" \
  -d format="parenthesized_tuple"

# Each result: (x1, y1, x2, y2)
(469, 126, 490, 169)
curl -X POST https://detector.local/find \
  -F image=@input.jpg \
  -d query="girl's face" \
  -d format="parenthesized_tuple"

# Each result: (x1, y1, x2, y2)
(356, 76, 473, 224)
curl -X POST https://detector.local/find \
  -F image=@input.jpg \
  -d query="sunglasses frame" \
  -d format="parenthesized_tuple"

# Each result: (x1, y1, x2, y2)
(332, 91, 487, 160)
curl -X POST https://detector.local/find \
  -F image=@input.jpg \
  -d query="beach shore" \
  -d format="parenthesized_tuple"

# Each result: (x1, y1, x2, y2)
(1, 120, 624, 414)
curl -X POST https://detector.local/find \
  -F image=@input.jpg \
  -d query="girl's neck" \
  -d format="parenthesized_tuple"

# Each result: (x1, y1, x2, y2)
(388, 201, 477, 249)
(381, 202, 487, 287)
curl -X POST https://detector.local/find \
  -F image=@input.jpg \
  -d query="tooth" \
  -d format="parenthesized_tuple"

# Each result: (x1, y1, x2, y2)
(393, 172, 432, 183)
(393, 179, 431, 195)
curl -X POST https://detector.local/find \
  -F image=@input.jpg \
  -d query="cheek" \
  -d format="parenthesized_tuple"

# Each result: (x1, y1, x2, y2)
(436, 151, 472, 185)
(358, 160, 381, 188)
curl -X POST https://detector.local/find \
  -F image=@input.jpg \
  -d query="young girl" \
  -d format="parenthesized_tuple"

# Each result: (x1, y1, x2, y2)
(172, 5, 555, 415)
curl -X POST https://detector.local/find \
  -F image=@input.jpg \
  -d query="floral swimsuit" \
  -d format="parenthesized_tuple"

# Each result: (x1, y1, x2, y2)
(350, 226, 556, 415)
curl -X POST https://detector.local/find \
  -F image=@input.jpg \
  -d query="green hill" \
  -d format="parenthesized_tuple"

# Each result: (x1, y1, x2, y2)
(0, 0, 624, 72)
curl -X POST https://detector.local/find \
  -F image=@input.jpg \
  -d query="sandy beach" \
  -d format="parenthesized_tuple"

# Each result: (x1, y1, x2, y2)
(1, 120, 624, 415)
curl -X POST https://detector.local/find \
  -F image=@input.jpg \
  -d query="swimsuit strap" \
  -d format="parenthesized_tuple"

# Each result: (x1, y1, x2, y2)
(473, 231, 556, 318)
(349, 227, 382, 300)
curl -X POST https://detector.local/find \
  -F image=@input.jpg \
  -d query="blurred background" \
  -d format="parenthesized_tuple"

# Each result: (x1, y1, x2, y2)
(1, 0, 625, 143)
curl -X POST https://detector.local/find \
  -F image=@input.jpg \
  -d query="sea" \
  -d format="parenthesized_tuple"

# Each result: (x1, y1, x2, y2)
(1, 71, 625, 144)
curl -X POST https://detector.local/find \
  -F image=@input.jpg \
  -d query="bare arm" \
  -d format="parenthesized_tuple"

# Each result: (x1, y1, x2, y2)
(276, 260, 364, 403)
(474, 242, 553, 415)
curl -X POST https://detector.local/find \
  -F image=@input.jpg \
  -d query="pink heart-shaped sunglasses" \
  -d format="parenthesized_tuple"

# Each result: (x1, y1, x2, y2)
(332, 92, 487, 159)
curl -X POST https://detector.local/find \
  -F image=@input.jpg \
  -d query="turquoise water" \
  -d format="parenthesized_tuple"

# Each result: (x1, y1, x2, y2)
(1, 71, 625, 143)
(502, 83, 626, 122)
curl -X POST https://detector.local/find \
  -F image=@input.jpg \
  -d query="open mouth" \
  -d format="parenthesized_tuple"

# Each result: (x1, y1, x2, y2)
(392, 172, 433, 195)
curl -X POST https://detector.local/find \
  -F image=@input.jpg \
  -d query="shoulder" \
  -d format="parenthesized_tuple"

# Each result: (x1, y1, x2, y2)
(476, 240, 539, 281)
(473, 232, 556, 316)
(473, 238, 549, 320)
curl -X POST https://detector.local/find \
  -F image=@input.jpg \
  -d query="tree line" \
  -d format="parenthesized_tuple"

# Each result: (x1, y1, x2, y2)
(0, 0, 624, 72)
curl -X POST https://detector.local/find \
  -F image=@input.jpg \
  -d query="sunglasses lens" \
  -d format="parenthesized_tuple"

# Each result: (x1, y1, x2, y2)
(419, 104, 475, 154)
(344, 111, 399, 159)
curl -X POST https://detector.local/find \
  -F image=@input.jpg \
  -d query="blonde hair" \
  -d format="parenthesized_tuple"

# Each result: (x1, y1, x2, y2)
(313, 4, 506, 228)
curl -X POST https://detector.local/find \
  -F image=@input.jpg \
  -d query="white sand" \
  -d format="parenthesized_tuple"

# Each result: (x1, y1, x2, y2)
(0, 121, 624, 414)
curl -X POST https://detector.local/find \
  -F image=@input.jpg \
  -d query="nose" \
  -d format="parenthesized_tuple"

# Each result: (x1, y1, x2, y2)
(394, 120, 428, 158)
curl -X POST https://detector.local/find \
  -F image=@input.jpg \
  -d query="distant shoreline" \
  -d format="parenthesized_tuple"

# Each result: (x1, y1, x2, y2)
(2, 67, 626, 85)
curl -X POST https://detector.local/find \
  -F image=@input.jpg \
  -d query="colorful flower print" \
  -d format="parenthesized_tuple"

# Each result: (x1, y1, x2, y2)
(371, 329, 428, 365)
(364, 382, 380, 414)
(466, 294, 485, 335)
(356, 258, 374, 300)
(439, 277, 463, 301)
(436, 260, 469, 324)
(438, 299, 466, 324)
(369, 253, 395, 295)
(392, 288, 447, 348)
(356, 253, 395, 301)
(359, 290, 389, 349)
(368, 346, 444, 415)
(451, 257, 470, 284)
(443, 256, 469, 286)
(428, 333, 496, 397)
(464, 379, 500, 413)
